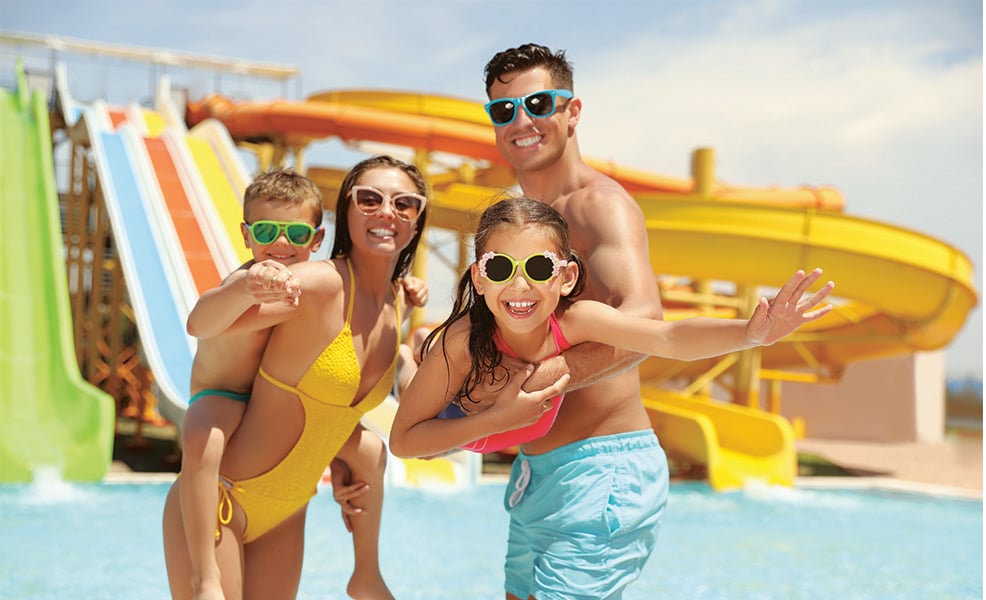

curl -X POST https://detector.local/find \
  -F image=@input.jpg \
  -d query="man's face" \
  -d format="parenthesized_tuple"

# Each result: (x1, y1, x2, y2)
(487, 67, 574, 173)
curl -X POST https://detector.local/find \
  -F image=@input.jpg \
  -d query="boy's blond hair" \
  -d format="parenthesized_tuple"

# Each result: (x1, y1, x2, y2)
(243, 168, 323, 226)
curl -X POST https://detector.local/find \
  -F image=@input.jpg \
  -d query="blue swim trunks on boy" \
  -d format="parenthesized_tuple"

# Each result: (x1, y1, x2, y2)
(503, 430, 669, 600)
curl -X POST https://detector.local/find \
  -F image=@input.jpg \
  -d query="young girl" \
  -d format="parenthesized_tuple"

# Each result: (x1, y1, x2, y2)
(163, 155, 428, 600)
(390, 197, 834, 458)
(390, 197, 832, 600)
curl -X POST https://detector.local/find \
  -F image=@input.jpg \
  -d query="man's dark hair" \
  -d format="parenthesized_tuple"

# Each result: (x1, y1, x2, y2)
(484, 43, 574, 96)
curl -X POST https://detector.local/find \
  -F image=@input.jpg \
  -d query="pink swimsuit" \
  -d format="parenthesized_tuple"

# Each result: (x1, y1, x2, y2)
(439, 313, 571, 453)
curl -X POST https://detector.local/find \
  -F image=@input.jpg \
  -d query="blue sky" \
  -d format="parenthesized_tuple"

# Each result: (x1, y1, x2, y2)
(2, 0, 982, 378)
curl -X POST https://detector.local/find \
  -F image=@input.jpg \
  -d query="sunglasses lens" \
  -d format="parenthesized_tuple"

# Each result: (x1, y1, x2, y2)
(392, 194, 423, 221)
(484, 255, 515, 282)
(285, 223, 314, 245)
(524, 92, 555, 118)
(250, 221, 279, 244)
(488, 99, 517, 125)
(354, 188, 383, 214)
(523, 255, 556, 281)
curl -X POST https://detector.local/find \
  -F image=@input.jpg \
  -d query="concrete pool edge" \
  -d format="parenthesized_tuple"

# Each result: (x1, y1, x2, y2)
(101, 470, 982, 501)
(795, 476, 982, 501)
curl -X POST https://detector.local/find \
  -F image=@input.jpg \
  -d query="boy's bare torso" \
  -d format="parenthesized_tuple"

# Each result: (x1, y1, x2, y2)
(189, 329, 271, 396)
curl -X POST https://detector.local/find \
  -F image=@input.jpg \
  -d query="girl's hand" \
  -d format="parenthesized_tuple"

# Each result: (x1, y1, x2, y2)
(746, 268, 835, 346)
(245, 260, 301, 306)
(487, 365, 570, 431)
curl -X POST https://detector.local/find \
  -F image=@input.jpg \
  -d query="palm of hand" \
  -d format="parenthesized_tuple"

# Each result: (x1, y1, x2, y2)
(747, 269, 835, 346)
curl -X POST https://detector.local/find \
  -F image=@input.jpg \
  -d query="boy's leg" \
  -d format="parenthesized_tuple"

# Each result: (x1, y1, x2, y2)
(332, 424, 394, 600)
(179, 394, 247, 597)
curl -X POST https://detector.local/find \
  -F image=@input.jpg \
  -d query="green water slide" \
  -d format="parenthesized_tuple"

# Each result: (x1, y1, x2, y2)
(0, 62, 115, 482)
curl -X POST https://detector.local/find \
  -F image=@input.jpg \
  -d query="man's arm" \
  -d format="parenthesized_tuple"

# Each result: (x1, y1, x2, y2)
(525, 185, 662, 392)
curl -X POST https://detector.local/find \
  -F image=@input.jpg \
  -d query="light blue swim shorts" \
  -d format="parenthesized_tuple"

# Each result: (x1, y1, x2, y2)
(503, 429, 669, 600)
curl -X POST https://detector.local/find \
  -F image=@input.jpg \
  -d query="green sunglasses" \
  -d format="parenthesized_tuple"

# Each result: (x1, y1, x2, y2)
(478, 251, 569, 284)
(244, 220, 319, 246)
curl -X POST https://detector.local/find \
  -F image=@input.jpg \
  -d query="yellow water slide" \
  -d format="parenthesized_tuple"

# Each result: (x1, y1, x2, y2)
(188, 89, 977, 490)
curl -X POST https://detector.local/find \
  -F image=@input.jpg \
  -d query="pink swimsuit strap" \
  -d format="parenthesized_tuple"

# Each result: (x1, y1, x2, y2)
(493, 312, 572, 358)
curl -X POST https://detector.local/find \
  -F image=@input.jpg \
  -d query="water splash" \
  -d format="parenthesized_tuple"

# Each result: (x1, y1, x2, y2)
(741, 479, 861, 509)
(19, 466, 91, 505)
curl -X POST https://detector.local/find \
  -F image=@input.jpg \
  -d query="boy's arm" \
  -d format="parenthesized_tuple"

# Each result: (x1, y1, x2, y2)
(186, 260, 300, 339)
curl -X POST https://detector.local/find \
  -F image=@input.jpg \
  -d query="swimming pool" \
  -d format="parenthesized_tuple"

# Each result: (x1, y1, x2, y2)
(1, 474, 980, 599)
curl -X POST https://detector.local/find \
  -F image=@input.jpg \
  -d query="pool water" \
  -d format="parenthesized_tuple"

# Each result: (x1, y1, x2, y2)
(0, 477, 981, 599)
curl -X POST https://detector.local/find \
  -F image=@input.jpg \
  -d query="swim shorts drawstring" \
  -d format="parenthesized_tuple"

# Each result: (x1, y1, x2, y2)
(509, 459, 531, 508)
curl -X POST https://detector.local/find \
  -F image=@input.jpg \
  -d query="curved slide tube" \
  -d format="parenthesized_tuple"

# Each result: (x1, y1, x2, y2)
(188, 91, 846, 209)
(0, 64, 115, 483)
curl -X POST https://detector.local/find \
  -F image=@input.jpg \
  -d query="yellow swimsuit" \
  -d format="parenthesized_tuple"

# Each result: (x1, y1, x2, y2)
(219, 259, 400, 543)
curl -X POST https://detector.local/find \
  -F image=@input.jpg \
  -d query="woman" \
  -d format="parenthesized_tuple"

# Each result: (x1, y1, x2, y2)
(163, 155, 428, 599)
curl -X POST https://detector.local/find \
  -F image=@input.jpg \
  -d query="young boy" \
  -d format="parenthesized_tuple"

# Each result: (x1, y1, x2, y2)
(180, 167, 417, 599)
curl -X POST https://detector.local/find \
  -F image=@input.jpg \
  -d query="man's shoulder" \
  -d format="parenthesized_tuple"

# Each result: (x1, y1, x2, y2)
(566, 172, 636, 209)
(556, 177, 642, 228)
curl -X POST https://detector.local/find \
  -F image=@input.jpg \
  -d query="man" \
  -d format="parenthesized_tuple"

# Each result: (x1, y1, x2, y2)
(483, 43, 669, 599)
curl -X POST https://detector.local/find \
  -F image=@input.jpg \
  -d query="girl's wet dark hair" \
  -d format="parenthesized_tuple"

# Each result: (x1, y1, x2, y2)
(423, 197, 586, 407)
(484, 43, 574, 96)
(330, 155, 429, 282)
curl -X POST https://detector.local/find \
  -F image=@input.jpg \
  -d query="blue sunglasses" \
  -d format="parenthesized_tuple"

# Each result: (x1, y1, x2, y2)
(484, 89, 574, 126)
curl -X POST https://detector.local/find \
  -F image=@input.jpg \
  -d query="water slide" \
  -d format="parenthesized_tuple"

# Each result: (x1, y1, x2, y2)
(187, 90, 978, 489)
(0, 63, 115, 483)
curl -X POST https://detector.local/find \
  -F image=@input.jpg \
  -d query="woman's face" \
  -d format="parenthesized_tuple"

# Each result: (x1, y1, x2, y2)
(346, 167, 422, 257)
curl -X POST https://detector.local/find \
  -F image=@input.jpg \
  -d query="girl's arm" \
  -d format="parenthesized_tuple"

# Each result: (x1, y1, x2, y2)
(389, 323, 567, 458)
(565, 269, 835, 361)
(187, 260, 301, 339)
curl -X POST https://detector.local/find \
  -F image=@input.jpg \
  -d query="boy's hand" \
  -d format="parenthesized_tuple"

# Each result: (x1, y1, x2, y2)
(245, 260, 301, 306)
(401, 275, 429, 308)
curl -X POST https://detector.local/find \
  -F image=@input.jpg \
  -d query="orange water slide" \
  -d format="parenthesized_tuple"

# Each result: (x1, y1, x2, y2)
(186, 91, 844, 209)
(142, 136, 223, 294)
(108, 106, 225, 296)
